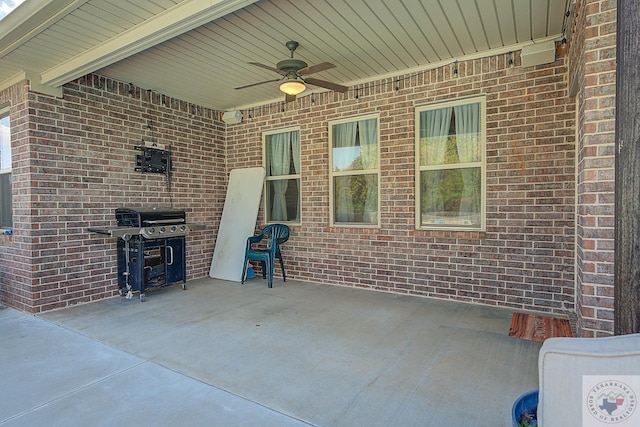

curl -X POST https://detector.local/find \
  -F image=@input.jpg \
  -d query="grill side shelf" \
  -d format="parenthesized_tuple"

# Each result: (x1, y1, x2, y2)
(88, 227, 142, 240)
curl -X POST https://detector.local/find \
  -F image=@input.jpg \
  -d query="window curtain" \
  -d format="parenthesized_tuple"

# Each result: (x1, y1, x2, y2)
(290, 131, 300, 220)
(454, 103, 480, 220)
(421, 107, 452, 217)
(333, 121, 358, 149)
(358, 119, 378, 221)
(334, 122, 357, 220)
(269, 132, 291, 221)
(0, 116, 10, 170)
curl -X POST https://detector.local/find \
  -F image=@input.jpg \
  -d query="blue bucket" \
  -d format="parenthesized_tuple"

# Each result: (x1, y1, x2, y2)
(512, 389, 538, 427)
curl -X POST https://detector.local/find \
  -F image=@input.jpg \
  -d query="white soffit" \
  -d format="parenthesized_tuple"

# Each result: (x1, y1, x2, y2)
(0, 0, 568, 111)
(39, 0, 260, 87)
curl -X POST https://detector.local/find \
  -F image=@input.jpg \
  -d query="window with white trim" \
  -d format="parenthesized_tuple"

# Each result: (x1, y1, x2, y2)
(0, 108, 11, 230)
(263, 128, 300, 223)
(329, 115, 379, 226)
(415, 97, 485, 230)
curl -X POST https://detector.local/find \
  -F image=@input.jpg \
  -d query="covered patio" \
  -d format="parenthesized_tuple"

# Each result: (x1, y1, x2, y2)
(1, 278, 540, 426)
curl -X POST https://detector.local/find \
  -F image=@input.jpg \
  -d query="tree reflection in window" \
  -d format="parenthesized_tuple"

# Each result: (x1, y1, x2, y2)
(331, 117, 378, 225)
(417, 99, 483, 229)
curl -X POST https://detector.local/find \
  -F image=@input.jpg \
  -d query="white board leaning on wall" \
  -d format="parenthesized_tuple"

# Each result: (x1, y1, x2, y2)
(209, 167, 265, 282)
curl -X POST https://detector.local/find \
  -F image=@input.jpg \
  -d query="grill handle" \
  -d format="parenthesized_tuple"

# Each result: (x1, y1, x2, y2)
(143, 218, 185, 225)
(167, 245, 174, 266)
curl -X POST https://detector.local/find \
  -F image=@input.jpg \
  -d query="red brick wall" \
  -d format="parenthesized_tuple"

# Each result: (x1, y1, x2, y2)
(0, 76, 225, 312)
(0, 50, 585, 327)
(572, 0, 617, 336)
(227, 51, 577, 316)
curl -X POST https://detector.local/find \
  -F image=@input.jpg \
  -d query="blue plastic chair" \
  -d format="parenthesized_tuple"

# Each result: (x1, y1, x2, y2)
(241, 224, 289, 288)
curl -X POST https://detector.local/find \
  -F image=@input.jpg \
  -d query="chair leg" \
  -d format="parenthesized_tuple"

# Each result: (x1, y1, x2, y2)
(241, 258, 248, 284)
(260, 261, 266, 279)
(266, 259, 273, 288)
(279, 256, 286, 282)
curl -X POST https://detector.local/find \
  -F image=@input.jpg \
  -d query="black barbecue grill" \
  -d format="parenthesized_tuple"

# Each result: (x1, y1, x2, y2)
(89, 207, 205, 301)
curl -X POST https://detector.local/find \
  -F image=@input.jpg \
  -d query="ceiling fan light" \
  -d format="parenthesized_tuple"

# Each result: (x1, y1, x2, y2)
(280, 79, 306, 95)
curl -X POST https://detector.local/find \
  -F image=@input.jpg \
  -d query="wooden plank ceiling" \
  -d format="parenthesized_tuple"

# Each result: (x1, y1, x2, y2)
(0, 0, 568, 111)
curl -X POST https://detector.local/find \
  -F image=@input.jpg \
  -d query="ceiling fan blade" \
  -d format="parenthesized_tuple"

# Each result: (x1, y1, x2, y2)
(298, 62, 336, 75)
(305, 77, 349, 93)
(248, 62, 285, 75)
(285, 93, 296, 103)
(235, 79, 280, 90)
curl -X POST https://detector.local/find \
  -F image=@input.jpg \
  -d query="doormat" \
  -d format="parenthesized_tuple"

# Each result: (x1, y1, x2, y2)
(508, 312, 573, 342)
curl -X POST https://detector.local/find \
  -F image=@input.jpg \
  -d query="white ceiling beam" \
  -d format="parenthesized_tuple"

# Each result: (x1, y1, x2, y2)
(0, 70, 62, 98)
(0, 0, 88, 58)
(40, 0, 259, 88)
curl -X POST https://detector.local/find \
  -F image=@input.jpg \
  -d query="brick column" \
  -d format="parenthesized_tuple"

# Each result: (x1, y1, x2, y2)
(0, 80, 33, 311)
(574, 0, 617, 336)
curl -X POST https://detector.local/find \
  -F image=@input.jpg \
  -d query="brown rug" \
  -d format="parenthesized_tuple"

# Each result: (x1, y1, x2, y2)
(508, 312, 573, 342)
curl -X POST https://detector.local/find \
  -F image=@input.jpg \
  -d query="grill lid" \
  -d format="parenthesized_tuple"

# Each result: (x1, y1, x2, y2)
(116, 207, 186, 227)
(89, 207, 205, 240)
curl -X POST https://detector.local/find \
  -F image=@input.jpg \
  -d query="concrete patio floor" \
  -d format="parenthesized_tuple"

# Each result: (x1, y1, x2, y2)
(1, 277, 541, 426)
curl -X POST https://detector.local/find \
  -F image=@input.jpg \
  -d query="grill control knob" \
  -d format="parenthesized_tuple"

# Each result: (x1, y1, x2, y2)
(147, 227, 155, 234)
(180, 225, 187, 232)
(170, 226, 177, 232)
(159, 227, 166, 234)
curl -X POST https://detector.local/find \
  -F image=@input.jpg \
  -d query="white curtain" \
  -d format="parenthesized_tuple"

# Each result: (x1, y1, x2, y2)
(358, 119, 378, 222)
(358, 119, 377, 169)
(333, 121, 358, 149)
(420, 107, 452, 216)
(421, 108, 451, 166)
(333, 122, 357, 221)
(0, 116, 10, 170)
(290, 131, 300, 220)
(454, 103, 479, 163)
(269, 132, 291, 221)
(454, 103, 480, 220)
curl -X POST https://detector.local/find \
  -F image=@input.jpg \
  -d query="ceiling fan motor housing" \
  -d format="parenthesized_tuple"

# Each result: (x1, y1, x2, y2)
(277, 58, 308, 72)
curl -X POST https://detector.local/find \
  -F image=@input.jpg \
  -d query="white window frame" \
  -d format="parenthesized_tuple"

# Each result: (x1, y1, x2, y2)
(329, 113, 380, 228)
(262, 126, 301, 224)
(414, 96, 486, 231)
(0, 105, 11, 230)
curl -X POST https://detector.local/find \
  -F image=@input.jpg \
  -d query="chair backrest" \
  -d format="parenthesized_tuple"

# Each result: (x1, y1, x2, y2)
(538, 333, 640, 425)
(263, 223, 289, 246)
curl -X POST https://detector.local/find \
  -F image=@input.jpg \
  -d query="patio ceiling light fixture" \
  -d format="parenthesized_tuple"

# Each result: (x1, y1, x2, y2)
(279, 77, 305, 96)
